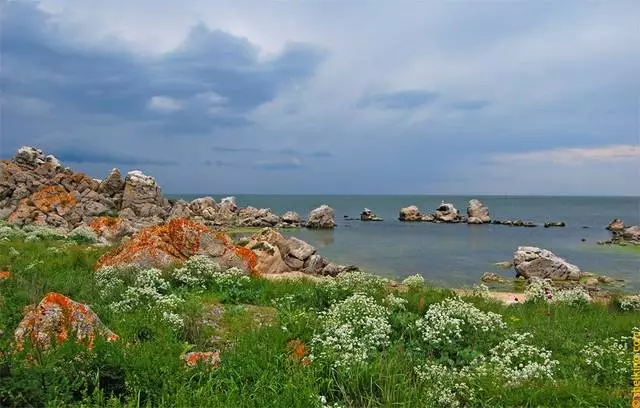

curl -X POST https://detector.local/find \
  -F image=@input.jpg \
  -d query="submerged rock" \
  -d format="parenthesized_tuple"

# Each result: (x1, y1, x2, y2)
(513, 246, 581, 281)
(544, 221, 566, 228)
(14, 293, 118, 351)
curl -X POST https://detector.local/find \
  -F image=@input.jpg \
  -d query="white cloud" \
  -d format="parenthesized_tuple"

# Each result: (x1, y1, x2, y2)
(147, 96, 183, 113)
(493, 145, 640, 165)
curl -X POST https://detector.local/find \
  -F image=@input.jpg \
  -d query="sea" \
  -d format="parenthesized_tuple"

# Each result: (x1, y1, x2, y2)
(173, 195, 640, 290)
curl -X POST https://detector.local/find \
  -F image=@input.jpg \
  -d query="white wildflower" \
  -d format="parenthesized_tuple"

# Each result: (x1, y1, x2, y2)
(402, 274, 425, 290)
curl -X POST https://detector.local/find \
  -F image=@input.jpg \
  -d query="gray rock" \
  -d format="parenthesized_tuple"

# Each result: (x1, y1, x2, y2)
(283, 255, 304, 270)
(287, 237, 316, 261)
(434, 202, 461, 223)
(281, 211, 301, 225)
(481, 272, 507, 283)
(121, 170, 166, 217)
(467, 217, 484, 224)
(306, 205, 336, 229)
(399, 205, 422, 221)
(513, 246, 581, 281)
(98, 168, 124, 197)
(622, 225, 640, 243)
(189, 197, 218, 217)
(606, 218, 625, 232)
(321, 263, 359, 277)
(544, 221, 566, 228)
(360, 208, 383, 221)
(467, 199, 490, 223)
(168, 200, 193, 219)
(14, 146, 46, 169)
(303, 254, 326, 274)
(219, 196, 237, 212)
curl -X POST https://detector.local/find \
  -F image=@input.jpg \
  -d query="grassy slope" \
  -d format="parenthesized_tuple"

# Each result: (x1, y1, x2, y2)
(0, 238, 637, 407)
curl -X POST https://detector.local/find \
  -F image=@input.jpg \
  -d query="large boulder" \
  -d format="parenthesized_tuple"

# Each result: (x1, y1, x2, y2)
(281, 211, 301, 227)
(306, 205, 336, 229)
(434, 202, 462, 223)
(121, 170, 168, 218)
(621, 226, 640, 243)
(89, 216, 135, 242)
(98, 168, 124, 198)
(96, 217, 256, 272)
(245, 228, 292, 274)
(189, 197, 218, 220)
(303, 254, 327, 274)
(399, 205, 422, 222)
(287, 237, 316, 261)
(513, 246, 581, 281)
(467, 199, 490, 223)
(14, 292, 118, 352)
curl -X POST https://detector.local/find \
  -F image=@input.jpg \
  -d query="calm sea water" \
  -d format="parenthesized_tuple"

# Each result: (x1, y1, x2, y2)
(173, 195, 640, 290)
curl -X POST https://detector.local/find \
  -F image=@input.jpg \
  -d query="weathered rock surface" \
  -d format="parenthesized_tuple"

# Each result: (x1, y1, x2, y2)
(360, 208, 383, 221)
(434, 202, 463, 223)
(622, 225, 640, 244)
(96, 218, 257, 272)
(183, 351, 220, 368)
(14, 293, 118, 351)
(281, 211, 302, 227)
(481, 272, 507, 283)
(544, 221, 566, 228)
(606, 218, 625, 232)
(467, 199, 490, 223)
(399, 205, 422, 222)
(513, 246, 581, 281)
(306, 205, 336, 229)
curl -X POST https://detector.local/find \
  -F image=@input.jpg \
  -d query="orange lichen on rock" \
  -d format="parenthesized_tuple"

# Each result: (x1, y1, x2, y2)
(287, 339, 311, 365)
(14, 292, 118, 352)
(96, 217, 257, 272)
(0, 271, 10, 280)
(30, 185, 77, 215)
(182, 351, 220, 368)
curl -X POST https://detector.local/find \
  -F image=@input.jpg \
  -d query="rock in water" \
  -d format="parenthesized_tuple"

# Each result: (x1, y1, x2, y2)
(360, 208, 383, 221)
(544, 221, 566, 228)
(513, 246, 581, 281)
(622, 225, 640, 244)
(467, 199, 490, 223)
(434, 202, 461, 223)
(281, 211, 302, 227)
(306, 205, 336, 229)
(14, 292, 118, 351)
(399, 205, 422, 221)
(606, 218, 625, 232)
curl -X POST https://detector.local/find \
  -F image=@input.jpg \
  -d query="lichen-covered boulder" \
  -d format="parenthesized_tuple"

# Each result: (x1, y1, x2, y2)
(513, 246, 581, 281)
(96, 217, 256, 272)
(89, 216, 134, 242)
(182, 351, 220, 368)
(14, 293, 118, 351)
(399, 205, 422, 222)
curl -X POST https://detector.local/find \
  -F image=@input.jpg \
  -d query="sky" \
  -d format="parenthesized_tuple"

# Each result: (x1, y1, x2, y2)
(1, 0, 639, 195)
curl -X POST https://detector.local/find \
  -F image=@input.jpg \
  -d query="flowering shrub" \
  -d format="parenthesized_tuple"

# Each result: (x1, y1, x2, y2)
(525, 278, 591, 306)
(402, 274, 425, 290)
(0, 226, 25, 240)
(582, 336, 632, 384)
(618, 295, 640, 311)
(553, 286, 591, 306)
(414, 362, 476, 408)
(415, 298, 506, 357)
(320, 270, 388, 301)
(473, 332, 559, 385)
(22, 226, 66, 241)
(383, 293, 408, 311)
(67, 225, 99, 244)
(311, 294, 391, 369)
(171, 255, 223, 287)
(471, 283, 491, 298)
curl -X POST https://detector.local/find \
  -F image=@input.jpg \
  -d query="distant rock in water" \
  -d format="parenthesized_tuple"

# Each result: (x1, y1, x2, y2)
(306, 205, 336, 229)
(434, 202, 464, 223)
(606, 218, 625, 232)
(467, 199, 490, 223)
(544, 221, 566, 228)
(399, 205, 422, 221)
(360, 208, 383, 221)
(513, 246, 581, 281)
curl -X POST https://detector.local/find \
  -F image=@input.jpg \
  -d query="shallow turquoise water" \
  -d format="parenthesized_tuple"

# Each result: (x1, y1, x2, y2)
(172, 195, 640, 289)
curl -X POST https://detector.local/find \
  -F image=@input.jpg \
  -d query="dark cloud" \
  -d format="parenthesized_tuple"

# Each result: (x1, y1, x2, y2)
(1, 1, 326, 145)
(53, 148, 179, 166)
(451, 100, 491, 110)
(358, 90, 440, 109)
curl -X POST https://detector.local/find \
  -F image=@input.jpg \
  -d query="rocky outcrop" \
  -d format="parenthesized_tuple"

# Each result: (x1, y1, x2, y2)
(544, 221, 566, 228)
(621, 225, 640, 243)
(606, 218, 625, 232)
(399, 205, 422, 221)
(281, 211, 302, 227)
(493, 220, 537, 227)
(434, 202, 463, 223)
(96, 217, 256, 272)
(121, 170, 169, 219)
(14, 292, 118, 352)
(360, 208, 383, 221)
(467, 199, 490, 223)
(306, 205, 336, 229)
(513, 246, 581, 281)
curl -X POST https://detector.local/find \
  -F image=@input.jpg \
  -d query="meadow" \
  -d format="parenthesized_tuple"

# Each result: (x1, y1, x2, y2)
(0, 233, 638, 407)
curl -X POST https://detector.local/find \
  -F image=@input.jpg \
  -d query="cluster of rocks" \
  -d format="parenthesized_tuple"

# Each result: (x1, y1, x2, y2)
(244, 228, 357, 276)
(600, 218, 640, 245)
(492, 219, 538, 227)
(360, 208, 383, 221)
(0, 146, 341, 237)
(398, 200, 490, 224)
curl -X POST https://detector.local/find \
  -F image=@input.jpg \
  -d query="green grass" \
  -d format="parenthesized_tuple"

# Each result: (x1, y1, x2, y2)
(0, 238, 637, 407)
